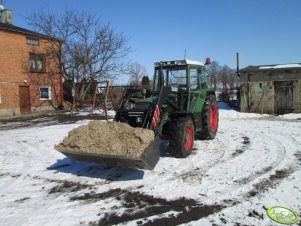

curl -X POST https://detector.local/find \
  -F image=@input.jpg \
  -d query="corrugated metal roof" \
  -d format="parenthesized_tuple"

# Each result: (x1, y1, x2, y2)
(241, 63, 301, 72)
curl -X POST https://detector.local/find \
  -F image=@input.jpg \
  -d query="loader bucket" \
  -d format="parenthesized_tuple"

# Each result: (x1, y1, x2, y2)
(58, 136, 161, 170)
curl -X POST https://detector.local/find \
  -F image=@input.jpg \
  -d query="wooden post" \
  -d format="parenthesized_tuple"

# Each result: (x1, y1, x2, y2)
(103, 80, 110, 121)
(91, 80, 98, 113)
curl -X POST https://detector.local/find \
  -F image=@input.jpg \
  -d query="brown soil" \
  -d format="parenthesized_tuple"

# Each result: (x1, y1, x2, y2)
(69, 188, 223, 226)
(55, 121, 154, 158)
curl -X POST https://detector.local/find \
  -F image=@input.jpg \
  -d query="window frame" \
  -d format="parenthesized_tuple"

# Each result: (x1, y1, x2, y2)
(39, 86, 52, 100)
(189, 66, 200, 89)
(153, 65, 187, 92)
(29, 53, 45, 73)
(26, 37, 39, 46)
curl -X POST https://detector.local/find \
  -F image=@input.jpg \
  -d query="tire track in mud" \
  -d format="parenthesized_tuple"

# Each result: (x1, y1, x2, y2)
(181, 121, 301, 199)
(232, 133, 287, 186)
(208, 131, 301, 207)
(190, 123, 300, 211)
(0, 171, 225, 225)
(231, 136, 250, 157)
(0, 170, 101, 197)
(243, 134, 301, 198)
(70, 188, 223, 226)
(176, 135, 227, 183)
(177, 133, 248, 187)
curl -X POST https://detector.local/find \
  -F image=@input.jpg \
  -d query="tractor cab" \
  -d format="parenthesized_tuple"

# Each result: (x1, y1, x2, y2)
(153, 59, 208, 93)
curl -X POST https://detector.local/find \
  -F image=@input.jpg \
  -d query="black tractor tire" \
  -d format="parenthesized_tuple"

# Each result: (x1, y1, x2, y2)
(200, 94, 219, 140)
(169, 116, 194, 158)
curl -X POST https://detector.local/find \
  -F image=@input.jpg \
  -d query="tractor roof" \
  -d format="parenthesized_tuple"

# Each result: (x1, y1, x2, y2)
(154, 59, 203, 67)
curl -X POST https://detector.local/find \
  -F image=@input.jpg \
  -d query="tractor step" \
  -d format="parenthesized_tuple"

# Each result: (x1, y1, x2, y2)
(59, 136, 161, 170)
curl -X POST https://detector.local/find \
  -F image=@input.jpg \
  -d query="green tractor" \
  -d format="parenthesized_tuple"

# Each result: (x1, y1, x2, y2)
(114, 59, 219, 168)
(60, 59, 219, 170)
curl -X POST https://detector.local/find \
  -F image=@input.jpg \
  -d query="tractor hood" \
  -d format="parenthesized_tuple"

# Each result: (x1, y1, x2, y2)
(137, 96, 158, 105)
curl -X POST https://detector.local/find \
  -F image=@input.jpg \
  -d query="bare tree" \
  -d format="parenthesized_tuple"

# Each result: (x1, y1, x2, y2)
(207, 61, 220, 90)
(127, 62, 148, 86)
(26, 9, 130, 101)
(227, 70, 238, 89)
(217, 65, 233, 91)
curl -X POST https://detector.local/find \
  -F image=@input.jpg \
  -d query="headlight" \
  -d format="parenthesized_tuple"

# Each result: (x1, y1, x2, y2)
(136, 117, 142, 123)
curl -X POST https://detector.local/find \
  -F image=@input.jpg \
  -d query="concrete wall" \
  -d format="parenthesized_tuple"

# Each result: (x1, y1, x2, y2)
(0, 28, 62, 116)
(240, 81, 275, 114)
(0, 108, 20, 117)
(293, 80, 301, 112)
(240, 70, 301, 114)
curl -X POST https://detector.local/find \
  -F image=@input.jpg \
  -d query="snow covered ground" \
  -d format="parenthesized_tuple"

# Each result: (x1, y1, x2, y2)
(0, 110, 300, 226)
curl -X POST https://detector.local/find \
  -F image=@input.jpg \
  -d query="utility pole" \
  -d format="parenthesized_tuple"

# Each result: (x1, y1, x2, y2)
(236, 52, 240, 77)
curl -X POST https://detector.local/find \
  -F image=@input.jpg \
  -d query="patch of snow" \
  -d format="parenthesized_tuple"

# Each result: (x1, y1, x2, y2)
(274, 64, 301, 68)
(277, 113, 301, 120)
(219, 109, 269, 119)
(0, 111, 300, 225)
(259, 64, 301, 69)
(76, 108, 116, 117)
(259, 66, 273, 69)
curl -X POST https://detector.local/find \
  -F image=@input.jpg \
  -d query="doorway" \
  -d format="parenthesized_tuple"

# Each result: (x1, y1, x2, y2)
(19, 86, 31, 114)
(274, 81, 293, 114)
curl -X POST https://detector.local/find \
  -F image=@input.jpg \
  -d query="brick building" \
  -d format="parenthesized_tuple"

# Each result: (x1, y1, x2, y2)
(0, 8, 63, 116)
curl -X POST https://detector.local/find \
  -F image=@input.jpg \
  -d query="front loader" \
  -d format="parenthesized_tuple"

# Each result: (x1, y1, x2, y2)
(59, 59, 219, 170)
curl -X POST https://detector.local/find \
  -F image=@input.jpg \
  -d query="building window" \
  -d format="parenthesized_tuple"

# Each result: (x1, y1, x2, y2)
(40, 86, 51, 100)
(29, 53, 45, 73)
(26, 37, 39, 45)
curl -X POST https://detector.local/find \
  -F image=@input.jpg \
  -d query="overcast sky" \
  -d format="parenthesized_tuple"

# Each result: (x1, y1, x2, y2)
(3, 0, 301, 75)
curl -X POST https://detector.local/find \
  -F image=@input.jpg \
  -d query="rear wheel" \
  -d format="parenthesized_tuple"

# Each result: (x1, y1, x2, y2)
(200, 94, 219, 140)
(169, 117, 194, 158)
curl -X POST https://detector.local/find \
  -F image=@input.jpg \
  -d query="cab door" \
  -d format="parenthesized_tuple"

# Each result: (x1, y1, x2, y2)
(188, 65, 207, 131)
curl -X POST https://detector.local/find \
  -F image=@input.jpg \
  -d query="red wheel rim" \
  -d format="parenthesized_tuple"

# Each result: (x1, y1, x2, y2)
(184, 125, 193, 152)
(209, 104, 218, 131)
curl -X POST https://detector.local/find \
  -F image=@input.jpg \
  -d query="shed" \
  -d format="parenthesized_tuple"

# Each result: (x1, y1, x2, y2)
(240, 63, 301, 114)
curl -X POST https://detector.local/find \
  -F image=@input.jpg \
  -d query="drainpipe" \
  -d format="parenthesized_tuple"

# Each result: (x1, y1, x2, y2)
(247, 73, 251, 112)
(59, 41, 63, 106)
(236, 52, 241, 111)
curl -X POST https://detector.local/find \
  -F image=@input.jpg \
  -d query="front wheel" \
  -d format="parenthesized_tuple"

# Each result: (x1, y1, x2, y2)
(169, 117, 194, 158)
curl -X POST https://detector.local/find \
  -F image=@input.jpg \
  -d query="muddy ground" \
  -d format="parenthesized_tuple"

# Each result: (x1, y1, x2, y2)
(0, 110, 105, 130)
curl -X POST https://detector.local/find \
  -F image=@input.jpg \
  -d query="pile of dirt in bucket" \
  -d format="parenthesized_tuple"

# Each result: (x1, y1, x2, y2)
(55, 121, 155, 158)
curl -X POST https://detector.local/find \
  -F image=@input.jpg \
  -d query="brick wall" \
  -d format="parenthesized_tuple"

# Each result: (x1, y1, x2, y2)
(0, 29, 63, 116)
